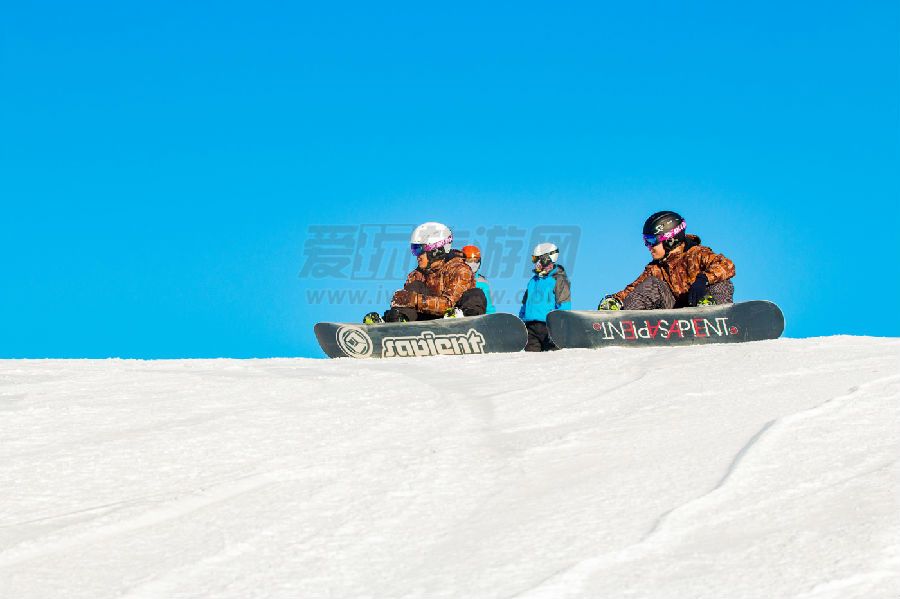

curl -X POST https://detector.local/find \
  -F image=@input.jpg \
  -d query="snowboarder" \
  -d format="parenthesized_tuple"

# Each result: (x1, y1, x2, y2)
(519, 242, 571, 351)
(461, 245, 496, 314)
(364, 222, 486, 323)
(597, 211, 735, 311)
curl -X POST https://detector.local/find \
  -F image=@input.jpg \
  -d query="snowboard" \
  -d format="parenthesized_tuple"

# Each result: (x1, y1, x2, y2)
(546, 300, 784, 349)
(315, 313, 528, 359)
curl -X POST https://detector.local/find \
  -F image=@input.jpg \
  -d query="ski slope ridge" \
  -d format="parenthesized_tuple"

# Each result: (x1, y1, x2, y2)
(1, 337, 898, 598)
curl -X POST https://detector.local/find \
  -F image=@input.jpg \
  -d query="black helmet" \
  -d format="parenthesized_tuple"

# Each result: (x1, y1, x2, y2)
(642, 211, 687, 252)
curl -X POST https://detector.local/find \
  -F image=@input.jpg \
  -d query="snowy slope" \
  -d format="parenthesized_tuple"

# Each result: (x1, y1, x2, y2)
(1, 337, 898, 599)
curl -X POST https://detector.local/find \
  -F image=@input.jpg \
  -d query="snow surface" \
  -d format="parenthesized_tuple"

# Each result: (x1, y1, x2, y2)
(1, 337, 898, 599)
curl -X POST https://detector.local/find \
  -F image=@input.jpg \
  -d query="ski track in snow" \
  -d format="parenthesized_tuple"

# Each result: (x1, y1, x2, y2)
(0, 471, 292, 569)
(0, 337, 898, 598)
(517, 372, 900, 599)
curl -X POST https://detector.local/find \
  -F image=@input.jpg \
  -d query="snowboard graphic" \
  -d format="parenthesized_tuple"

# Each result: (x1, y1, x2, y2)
(315, 313, 528, 359)
(546, 301, 784, 349)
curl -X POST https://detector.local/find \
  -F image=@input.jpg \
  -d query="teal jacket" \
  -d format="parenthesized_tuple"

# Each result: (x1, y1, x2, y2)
(519, 265, 571, 322)
(475, 271, 496, 314)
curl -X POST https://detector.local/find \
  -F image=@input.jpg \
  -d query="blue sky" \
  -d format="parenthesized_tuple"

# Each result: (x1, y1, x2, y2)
(2, 1, 897, 358)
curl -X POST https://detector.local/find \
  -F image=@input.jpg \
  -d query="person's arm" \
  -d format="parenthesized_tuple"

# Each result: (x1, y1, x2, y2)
(519, 288, 528, 320)
(391, 270, 425, 308)
(554, 275, 572, 310)
(698, 247, 736, 284)
(412, 263, 475, 315)
(478, 276, 496, 314)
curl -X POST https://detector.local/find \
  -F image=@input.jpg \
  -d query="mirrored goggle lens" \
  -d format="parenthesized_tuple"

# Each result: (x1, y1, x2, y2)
(532, 253, 555, 265)
(410, 243, 426, 256)
(643, 235, 659, 247)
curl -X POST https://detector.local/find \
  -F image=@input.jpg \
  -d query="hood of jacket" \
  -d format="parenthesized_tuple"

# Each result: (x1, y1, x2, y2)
(419, 249, 466, 274)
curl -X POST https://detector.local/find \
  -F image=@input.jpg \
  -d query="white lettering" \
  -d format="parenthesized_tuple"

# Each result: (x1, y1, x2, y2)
(383, 329, 487, 358)
(636, 322, 652, 339)
(716, 318, 730, 335)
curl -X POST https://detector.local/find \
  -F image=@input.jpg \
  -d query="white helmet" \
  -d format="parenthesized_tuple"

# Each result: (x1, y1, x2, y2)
(410, 222, 453, 254)
(409, 223, 453, 252)
(532, 242, 559, 261)
(532, 242, 559, 271)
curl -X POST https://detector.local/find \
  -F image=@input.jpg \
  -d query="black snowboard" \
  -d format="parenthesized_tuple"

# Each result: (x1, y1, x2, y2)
(315, 313, 528, 359)
(546, 301, 784, 349)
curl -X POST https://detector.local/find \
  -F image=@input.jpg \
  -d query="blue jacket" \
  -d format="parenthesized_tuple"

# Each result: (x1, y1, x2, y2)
(475, 271, 496, 314)
(519, 265, 571, 323)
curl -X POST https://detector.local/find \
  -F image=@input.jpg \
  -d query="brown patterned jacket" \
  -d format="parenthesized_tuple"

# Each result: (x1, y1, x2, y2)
(613, 235, 735, 304)
(391, 254, 476, 316)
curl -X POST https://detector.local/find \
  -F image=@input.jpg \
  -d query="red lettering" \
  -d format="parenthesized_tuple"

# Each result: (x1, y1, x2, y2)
(646, 321, 660, 338)
(667, 320, 684, 338)
(622, 321, 637, 340)
(692, 318, 708, 338)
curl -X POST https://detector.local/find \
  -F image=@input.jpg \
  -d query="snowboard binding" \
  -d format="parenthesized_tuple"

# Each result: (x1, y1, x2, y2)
(696, 294, 716, 307)
(363, 312, 384, 325)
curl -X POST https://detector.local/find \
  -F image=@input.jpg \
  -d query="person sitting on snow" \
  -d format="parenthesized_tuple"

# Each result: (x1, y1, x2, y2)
(364, 222, 486, 323)
(598, 211, 735, 311)
(461, 244, 496, 314)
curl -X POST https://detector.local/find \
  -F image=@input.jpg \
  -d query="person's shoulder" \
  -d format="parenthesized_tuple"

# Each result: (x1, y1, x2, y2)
(446, 255, 474, 275)
(475, 273, 489, 284)
(643, 260, 664, 275)
(684, 234, 705, 252)
(552, 265, 569, 280)
(687, 243, 723, 258)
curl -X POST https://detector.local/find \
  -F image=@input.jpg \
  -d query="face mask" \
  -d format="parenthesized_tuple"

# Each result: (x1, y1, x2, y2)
(466, 260, 480, 272)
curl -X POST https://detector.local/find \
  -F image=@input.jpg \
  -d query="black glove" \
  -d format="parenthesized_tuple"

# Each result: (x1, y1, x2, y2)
(687, 273, 709, 307)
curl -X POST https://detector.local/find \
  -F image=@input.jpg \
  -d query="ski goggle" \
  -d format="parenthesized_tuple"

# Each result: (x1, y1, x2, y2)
(643, 221, 686, 247)
(532, 253, 558, 271)
(410, 235, 453, 257)
(531, 252, 557, 264)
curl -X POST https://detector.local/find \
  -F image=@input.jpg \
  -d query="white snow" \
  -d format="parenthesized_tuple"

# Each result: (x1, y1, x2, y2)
(1, 337, 898, 598)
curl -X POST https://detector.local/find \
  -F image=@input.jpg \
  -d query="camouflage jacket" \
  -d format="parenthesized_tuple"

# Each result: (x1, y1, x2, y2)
(392, 254, 476, 315)
(614, 235, 735, 303)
